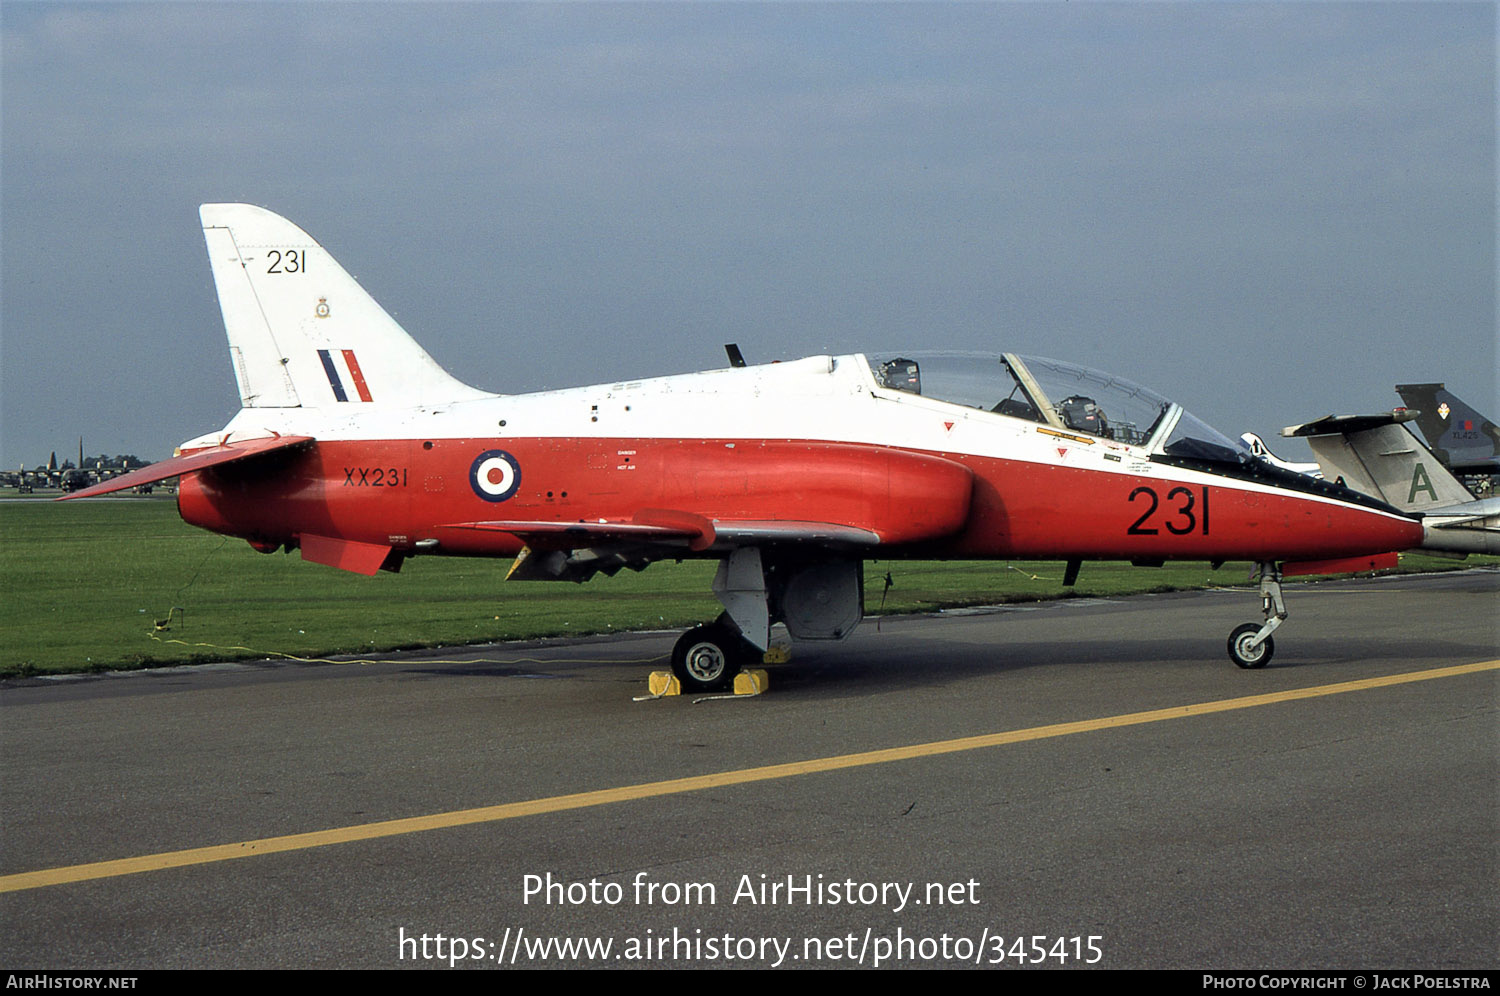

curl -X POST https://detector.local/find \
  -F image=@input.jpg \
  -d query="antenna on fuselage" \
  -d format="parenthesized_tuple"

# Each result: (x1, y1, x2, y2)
(725, 343, 747, 368)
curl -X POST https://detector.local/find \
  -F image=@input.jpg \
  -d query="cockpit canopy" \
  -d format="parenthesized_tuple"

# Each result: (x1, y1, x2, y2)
(866, 351, 1248, 464)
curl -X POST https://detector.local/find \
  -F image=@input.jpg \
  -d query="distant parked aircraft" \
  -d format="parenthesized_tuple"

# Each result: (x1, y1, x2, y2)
(1240, 432, 1321, 478)
(1394, 383, 1500, 475)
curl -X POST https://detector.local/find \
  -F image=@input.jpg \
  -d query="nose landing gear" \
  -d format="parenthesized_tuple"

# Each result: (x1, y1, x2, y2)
(1228, 561, 1286, 669)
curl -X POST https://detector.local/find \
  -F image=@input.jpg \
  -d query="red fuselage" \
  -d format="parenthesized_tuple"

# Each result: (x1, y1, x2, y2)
(178, 435, 1423, 566)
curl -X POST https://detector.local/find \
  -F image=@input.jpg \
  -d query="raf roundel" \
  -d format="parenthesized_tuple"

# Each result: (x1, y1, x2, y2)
(469, 450, 522, 502)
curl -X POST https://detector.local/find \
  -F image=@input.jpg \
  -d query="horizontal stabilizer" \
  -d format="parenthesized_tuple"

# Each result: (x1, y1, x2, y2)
(1281, 409, 1420, 438)
(57, 435, 314, 500)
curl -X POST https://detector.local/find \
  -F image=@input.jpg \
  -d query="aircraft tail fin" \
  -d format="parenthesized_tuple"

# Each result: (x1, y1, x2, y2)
(1282, 411, 1473, 512)
(199, 204, 491, 409)
(1394, 382, 1500, 472)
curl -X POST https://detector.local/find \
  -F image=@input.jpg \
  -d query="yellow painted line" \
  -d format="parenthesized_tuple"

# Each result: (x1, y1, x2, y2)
(3, 660, 1494, 894)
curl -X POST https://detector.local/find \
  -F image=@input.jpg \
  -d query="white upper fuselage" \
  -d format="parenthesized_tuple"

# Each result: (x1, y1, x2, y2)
(188, 349, 1421, 547)
(197, 352, 1219, 493)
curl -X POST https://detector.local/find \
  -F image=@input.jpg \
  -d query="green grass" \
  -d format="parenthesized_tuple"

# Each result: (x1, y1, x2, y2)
(0, 497, 1487, 676)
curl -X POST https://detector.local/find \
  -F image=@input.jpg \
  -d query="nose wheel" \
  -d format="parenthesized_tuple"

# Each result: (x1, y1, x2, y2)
(1228, 622, 1274, 668)
(1227, 561, 1285, 669)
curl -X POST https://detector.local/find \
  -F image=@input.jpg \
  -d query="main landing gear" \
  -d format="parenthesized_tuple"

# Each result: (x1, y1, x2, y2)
(669, 548, 865, 692)
(670, 616, 759, 693)
(1227, 561, 1286, 669)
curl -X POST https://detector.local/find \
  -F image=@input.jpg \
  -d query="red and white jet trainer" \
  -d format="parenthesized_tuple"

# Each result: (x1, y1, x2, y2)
(67, 204, 1424, 685)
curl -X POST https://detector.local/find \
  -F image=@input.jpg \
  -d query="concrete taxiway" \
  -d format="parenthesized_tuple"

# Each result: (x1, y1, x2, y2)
(1, 569, 1495, 968)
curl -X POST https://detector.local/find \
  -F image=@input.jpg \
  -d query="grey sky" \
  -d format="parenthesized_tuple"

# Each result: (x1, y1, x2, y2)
(2, 2, 1493, 469)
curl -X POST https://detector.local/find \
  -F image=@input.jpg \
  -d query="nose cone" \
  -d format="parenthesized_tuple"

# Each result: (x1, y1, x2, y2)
(1258, 478, 1424, 559)
(1205, 477, 1424, 562)
(1171, 453, 1425, 560)
(1334, 501, 1425, 556)
(1277, 468, 1427, 556)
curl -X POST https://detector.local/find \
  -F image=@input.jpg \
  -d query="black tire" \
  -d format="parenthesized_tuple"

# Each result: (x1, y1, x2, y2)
(671, 623, 745, 692)
(1227, 622, 1274, 669)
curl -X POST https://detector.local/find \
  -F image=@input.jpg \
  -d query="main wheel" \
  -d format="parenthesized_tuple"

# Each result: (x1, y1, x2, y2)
(1227, 622, 1274, 669)
(671, 623, 746, 692)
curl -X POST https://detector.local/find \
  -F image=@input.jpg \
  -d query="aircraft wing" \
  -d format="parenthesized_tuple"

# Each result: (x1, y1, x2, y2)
(56, 435, 315, 500)
(1415, 496, 1500, 555)
(1424, 504, 1500, 529)
(445, 512, 886, 582)
(705, 520, 881, 546)
(445, 514, 882, 552)
(446, 517, 713, 551)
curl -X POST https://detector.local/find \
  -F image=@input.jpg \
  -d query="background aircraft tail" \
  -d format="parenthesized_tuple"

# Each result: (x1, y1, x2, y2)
(1393, 382, 1500, 473)
(1282, 412, 1473, 512)
(200, 204, 492, 409)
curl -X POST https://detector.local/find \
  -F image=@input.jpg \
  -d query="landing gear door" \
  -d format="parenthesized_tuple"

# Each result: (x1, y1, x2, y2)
(778, 560, 864, 641)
